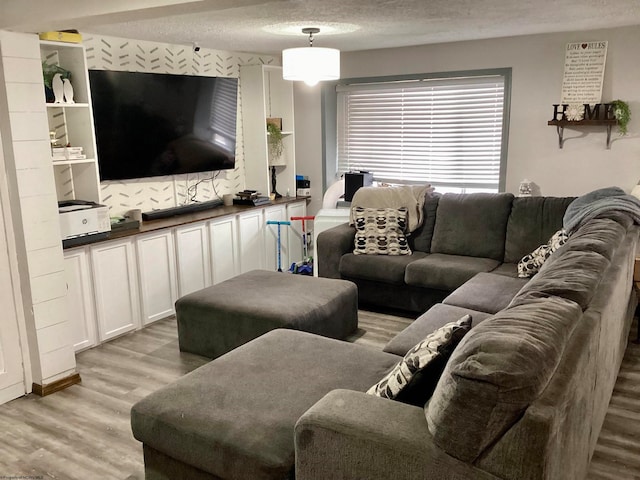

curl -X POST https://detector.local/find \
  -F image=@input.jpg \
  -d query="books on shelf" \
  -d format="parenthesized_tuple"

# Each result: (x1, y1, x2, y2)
(51, 146, 86, 161)
(52, 154, 87, 161)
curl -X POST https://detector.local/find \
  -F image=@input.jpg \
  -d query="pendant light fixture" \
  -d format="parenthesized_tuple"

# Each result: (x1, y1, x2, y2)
(282, 27, 340, 87)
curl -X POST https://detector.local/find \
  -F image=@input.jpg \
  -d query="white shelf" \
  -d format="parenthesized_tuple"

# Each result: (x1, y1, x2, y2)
(267, 131, 293, 136)
(52, 158, 96, 166)
(240, 65, 296, 198)
(46, 103, 90, 108)
(40, 40, 85, 50)
(40, 39, 101, 204)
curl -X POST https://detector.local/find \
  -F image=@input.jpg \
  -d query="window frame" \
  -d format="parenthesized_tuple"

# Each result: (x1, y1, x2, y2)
(321, 68, 512, 194)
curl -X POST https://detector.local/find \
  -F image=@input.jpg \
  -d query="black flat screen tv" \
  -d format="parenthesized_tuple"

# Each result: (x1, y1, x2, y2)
(89, 70, 238, 181)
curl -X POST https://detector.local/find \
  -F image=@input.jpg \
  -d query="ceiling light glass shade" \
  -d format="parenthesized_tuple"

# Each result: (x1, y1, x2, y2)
(282, 47, 340, 86)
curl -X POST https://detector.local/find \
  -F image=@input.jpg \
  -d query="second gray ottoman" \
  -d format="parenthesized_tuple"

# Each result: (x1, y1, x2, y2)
(176, 269, 358, 358)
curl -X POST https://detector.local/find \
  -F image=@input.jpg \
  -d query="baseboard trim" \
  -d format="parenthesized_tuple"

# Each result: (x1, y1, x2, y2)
(32, 373, 81, 397)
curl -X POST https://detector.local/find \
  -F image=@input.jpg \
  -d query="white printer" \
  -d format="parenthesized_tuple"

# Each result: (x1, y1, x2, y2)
(58, 200, 111, 247)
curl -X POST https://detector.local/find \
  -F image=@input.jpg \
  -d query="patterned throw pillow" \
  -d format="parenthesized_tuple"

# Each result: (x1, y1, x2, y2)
(367, 315, 472, 406)
(353, 207, 411, 255)
(518, 229, 569, 278)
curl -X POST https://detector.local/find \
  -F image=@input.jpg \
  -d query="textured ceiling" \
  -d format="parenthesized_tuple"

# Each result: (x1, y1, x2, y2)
(4, 0, 640, 54)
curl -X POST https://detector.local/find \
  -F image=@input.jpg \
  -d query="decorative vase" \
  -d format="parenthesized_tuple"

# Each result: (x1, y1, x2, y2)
(62, 78, 74, 103)
(52, 73, 64, 103)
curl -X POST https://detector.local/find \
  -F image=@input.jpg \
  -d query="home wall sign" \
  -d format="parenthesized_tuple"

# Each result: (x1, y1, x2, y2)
(548, 103, 617, 149)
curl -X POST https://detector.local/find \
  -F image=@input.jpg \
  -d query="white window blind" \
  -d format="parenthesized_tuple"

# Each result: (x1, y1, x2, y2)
(337, 75, 506, 191)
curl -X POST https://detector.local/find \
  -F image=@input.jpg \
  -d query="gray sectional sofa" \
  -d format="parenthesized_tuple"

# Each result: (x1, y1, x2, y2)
(130, 193, 639, 480)
(318, 193, 575, 313)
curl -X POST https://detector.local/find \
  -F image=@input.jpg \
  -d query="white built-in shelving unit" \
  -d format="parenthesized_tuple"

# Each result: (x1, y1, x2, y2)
(40, 40, 101, 203)
(240, 65, 296, 198)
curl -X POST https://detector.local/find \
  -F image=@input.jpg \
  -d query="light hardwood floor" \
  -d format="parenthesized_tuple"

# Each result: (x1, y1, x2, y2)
(0, 312, 637, 479)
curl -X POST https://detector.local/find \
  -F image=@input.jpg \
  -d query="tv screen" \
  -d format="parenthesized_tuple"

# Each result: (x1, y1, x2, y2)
(89, 70, 238, 181)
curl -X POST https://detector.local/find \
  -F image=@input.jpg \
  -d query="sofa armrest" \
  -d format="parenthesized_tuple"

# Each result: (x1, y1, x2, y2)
(295, 389, 499, 480)
(317, 223, 355, 279)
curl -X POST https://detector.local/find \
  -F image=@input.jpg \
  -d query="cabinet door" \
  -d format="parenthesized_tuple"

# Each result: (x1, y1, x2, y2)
(175, 222, 211, 296)
(237, 210, 264, 273)
(209, 216, 238, 284)
(264, 205, 289, 272)
(91, 239, 141, 342)
(287, 201, 307, 264)
(63, 248, 97, 352)
(137, 231, 178, 325)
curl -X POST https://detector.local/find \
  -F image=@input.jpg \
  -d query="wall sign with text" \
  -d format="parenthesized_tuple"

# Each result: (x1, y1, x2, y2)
(560, 41, 607, 104)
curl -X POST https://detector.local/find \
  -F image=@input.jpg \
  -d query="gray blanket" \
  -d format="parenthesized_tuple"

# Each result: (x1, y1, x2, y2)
(563, 186, 640, 233)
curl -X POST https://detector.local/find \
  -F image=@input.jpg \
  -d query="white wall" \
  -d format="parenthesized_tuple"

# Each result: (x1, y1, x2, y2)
(82, 33, 278, 216)
(296, 25, 640, 213)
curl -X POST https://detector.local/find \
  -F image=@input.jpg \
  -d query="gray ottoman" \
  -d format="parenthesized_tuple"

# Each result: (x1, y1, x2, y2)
(132, 329, 398, 480)
(176, 269, 358, 358)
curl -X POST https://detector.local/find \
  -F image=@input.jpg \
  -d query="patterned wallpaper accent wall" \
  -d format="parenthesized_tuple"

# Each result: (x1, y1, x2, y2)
(81, 33, 277, 216)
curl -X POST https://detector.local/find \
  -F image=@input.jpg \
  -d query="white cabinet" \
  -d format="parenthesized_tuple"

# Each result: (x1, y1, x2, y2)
(63, 248, 97, 352)
(287, 201, 308, 265)
(54, 201, 308, 352)
(209, 216, 238, 284)
(175, 222, 211, 296)
(240, 65, 296, 198)
(40, 40, 101, 204)
(91, 239, 141, 341)
(237, 210, 265, 273)
(264, 204, 289, 272)
(137, 231, 178, 325)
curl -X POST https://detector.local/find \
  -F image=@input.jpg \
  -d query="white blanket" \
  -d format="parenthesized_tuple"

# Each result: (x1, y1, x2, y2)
(349, 185, 434, 232)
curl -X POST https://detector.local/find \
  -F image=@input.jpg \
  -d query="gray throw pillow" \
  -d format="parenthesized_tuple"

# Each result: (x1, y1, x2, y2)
(353, 207, 411, 255)
(367, 315, 472, 406)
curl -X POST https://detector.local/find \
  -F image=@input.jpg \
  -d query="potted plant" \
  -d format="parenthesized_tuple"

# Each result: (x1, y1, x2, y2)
(612, 99, 631, 135)
(267, 122, 284, 162)
(42, 62, 71, 103)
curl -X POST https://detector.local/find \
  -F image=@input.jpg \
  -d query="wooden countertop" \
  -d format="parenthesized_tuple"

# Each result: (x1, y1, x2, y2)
(65, 196, 310, 249)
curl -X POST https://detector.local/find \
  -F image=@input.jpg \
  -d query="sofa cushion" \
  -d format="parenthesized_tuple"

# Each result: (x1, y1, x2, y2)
(517, 229, 569, 278)
(131, 329, 399, 480)
(384, 304, 492, 357)
(368, 315, 472, 406)
(557, 217, 625, 262)
(353, 207, 411, 255)
(509, 217, 624, 311)
(404, 253, 501, 291)
(340, 251, 428, 285)
(443, 272, 528, 314)
(408, 194, 441, 253)
(510, 249, 610, 310)
(430, 193, 514, 260)
(426, 296, 583, 463)
(489, 262, 518, 277)
(503, 196, 575, 263)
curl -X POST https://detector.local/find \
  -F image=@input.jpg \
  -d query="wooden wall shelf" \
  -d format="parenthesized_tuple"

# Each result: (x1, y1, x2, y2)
(548, 118, 618, 149)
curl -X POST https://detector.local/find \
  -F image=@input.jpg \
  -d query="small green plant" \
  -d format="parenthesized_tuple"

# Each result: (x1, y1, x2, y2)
(267, 122, 284, 161)
(612, 99, 631, 135)
(42, 61, 71, 89)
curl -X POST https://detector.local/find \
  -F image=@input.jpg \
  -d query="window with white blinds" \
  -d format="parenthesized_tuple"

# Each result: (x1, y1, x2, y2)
(336, 74, 508, 192)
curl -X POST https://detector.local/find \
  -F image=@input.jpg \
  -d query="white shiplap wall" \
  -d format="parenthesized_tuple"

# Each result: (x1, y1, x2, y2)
(0, 30, 76, 387)
(82, 33, 278, 216)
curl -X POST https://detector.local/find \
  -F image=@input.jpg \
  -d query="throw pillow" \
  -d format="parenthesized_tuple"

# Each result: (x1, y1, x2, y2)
(353, 207, 411, 255)
(518, 229, 569, 278)
(367, 315, 472, 406)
